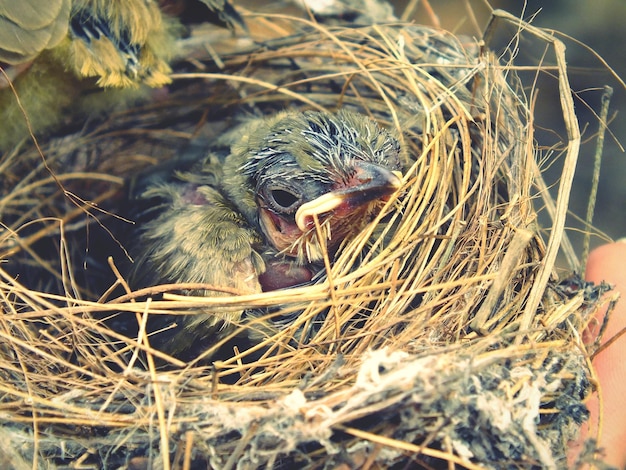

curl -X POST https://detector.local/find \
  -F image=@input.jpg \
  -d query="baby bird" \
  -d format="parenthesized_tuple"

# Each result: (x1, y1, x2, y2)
(130, 109, 403, 356)
(0, 0, 242, 152)
(0, 0, 242, 87)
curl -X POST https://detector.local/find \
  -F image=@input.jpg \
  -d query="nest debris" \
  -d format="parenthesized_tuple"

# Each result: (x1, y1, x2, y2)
(0, 6, 616, 470)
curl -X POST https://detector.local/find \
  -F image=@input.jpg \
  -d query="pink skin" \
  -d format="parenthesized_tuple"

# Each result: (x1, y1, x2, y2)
(258, 260, 313, 291)
(569, 241, 626, 467)
(0, 61, 33, 88)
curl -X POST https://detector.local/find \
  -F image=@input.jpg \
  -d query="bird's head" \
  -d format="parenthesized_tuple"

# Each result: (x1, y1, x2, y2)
(223, 109, 403, 264)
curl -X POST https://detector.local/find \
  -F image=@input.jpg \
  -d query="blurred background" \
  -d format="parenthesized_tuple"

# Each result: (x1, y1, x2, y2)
(393, 0, 625, 261)
(492, 0, 625, 252)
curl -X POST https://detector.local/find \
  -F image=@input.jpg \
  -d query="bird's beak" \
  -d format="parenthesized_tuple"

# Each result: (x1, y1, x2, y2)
(295, 162, 403, 231)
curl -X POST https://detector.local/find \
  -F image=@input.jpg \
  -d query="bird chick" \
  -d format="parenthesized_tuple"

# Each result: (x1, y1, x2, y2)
(0, 0, 243, 88)
(130, 109, 403, 356)
(222, 109, 403, 263)
(0, 0, 243, 152)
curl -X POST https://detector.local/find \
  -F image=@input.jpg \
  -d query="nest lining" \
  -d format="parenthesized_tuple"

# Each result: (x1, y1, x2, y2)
(0, 9, 611, 470)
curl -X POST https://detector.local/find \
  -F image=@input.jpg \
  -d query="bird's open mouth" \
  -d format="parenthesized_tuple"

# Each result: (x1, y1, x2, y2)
(295, 163, 402, 232)
(258, 162, 402, 261)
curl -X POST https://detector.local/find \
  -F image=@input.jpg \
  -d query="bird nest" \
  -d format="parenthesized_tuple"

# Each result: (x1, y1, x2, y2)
(0, 9, 613, 470)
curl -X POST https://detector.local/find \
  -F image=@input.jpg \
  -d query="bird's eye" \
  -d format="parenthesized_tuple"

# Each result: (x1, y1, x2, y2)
(270, 189, 300, 211)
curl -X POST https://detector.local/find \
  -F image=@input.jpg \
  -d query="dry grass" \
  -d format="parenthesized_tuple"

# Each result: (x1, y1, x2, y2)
(0, 6, 616, 469)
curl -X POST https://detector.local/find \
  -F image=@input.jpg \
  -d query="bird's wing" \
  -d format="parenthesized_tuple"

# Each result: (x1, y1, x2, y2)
(127, 175, 265, 357)
(0, 0, 71, 63)
(131, 180, 264, 295)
